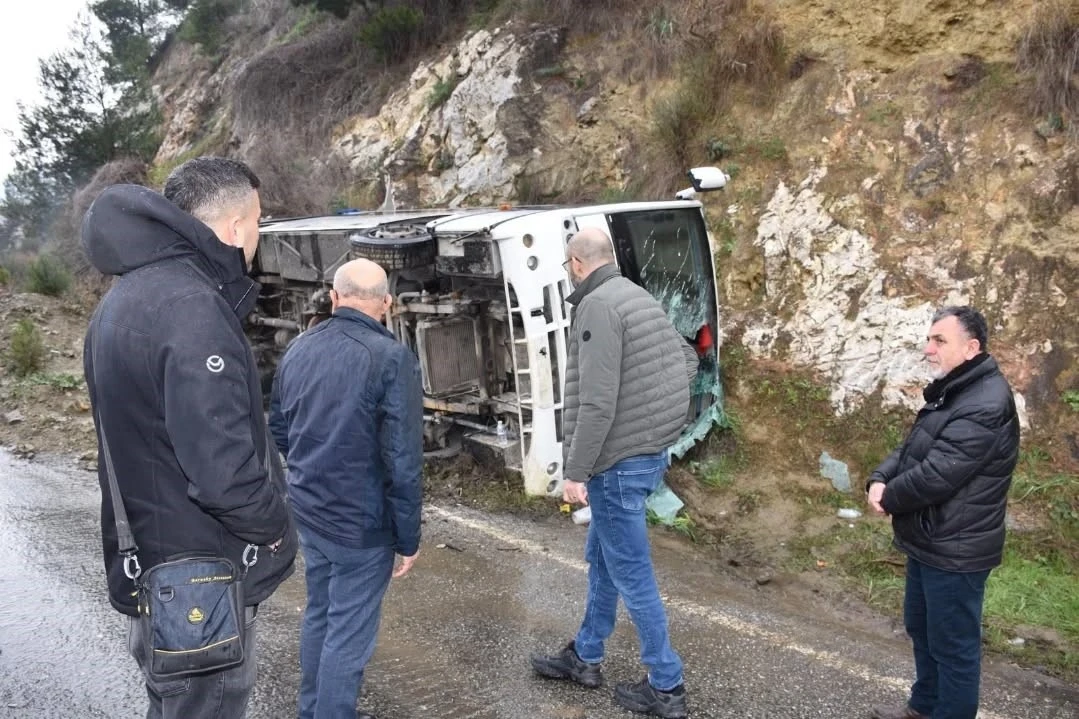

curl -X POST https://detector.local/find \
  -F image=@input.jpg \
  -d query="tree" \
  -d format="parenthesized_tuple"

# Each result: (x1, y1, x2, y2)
(0, 14, 161, 241)
(91, 0, 186, 81)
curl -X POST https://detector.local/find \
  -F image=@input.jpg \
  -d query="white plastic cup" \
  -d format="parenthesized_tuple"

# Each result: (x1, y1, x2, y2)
(572, 506, 592, 525)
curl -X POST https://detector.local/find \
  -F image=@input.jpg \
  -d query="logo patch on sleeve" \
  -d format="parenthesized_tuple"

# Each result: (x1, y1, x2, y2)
(582, 330, 591, 341)
(206, 355, 225, 373)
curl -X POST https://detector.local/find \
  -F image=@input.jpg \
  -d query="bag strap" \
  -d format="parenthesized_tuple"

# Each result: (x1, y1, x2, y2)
(90, 333, 143, 582)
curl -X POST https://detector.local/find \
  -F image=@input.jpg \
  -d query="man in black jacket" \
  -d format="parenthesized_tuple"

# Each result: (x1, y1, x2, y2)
(270, 257, 422, 719)
(82, 157, 297, 718)
(866, 306, 1019, 719)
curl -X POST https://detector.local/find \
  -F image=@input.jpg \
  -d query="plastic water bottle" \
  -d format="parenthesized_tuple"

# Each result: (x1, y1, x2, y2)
(572, 506, 592, 525)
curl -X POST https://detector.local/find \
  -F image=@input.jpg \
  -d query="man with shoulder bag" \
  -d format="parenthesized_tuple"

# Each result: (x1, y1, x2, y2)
(82, 157, 298, 718)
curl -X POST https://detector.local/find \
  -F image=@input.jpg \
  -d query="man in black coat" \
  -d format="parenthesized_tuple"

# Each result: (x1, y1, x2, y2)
(867, 306, 1019, 719)
(82, 157, 297, 718)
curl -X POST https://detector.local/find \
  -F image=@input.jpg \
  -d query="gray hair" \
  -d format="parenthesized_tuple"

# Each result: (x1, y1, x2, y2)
(333, 267, 389, 300)
(163, 157, 261, 224)
(932, 305, 989, 352)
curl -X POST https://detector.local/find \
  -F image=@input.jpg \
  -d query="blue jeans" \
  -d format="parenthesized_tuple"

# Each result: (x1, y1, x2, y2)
(573, 451, 684, 691)
(904, 557, 991, 719)
(297, 524, 395, 719)
(127, 605, 258, 719)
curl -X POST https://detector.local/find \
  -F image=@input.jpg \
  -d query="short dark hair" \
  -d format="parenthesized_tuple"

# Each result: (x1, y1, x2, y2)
(163, 156, 261, 224)
(932, 305, 988, 352)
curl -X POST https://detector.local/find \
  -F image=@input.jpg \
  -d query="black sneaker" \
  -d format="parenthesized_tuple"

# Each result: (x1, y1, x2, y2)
(613, 676, 688, 718)
(529, 641, 604, 688)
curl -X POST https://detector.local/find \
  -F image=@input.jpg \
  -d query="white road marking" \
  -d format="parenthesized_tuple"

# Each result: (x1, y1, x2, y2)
(429, 505, 1012, 719)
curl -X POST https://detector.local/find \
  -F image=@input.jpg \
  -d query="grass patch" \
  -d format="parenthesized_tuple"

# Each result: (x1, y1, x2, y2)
(6, 318, 46, 378)
(788, 450, 1079, 678)
(866, 101, 902, 125)
(1063, 390, 1079, 412)
(647, 508, 698, 541)
(1017, 0, 1079, 130)
(27, 372, 83, 391)
(985, 538, 1079, 641)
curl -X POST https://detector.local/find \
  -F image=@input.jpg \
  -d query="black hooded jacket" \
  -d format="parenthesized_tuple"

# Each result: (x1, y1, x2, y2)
(81, 184, 297, 617)
(870, 354, 1020, 572)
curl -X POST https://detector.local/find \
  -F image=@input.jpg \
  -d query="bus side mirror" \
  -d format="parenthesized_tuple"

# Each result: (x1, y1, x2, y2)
(675, 167, 730, 200)
(688, 167, 729, 192)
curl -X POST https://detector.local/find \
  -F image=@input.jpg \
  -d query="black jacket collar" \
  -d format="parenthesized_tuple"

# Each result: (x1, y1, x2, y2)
(923, 353, 994, 406)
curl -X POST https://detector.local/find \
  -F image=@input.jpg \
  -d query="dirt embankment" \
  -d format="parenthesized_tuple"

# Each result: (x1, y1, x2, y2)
(0, 291, 97, 464)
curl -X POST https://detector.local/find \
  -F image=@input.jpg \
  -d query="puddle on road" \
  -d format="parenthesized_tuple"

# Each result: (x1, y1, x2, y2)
(0, 450, 142, 716)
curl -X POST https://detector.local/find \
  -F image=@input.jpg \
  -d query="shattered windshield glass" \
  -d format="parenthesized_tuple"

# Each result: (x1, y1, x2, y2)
(612, 209, 712, 338)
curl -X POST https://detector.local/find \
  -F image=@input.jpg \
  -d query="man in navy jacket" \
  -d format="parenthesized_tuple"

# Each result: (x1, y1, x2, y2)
(270, 258, 423, 719)
(82, 157, 297, 718)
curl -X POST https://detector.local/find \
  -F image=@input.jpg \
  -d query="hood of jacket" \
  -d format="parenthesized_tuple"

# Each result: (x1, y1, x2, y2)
(81, 184, 249, 288)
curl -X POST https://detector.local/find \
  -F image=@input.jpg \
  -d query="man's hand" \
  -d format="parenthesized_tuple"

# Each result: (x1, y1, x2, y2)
(393, 551, 419, 578)
(867, 482, 888, 516)
(563, 480, 588, 505)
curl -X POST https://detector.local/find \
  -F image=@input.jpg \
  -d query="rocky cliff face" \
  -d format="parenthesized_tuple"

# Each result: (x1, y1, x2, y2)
(149, 0, 1077, 465)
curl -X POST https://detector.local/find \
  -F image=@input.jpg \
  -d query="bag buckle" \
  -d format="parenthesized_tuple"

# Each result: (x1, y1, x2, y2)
(123, 553, 142, 580)
(242, 544, 258, 569)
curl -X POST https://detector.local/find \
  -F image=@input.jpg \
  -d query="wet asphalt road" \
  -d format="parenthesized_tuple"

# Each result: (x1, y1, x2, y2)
(1, 450, 1077, 719)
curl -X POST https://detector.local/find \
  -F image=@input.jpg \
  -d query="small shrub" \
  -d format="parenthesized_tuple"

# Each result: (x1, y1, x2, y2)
(26, 254, 72, 297)
(359, 6, 424, 64)
(1063, 390, 1079, 412)
(8, 319, 46, 378)
(651, 85, 709, 166)
(427, 75, 457, 109)
(1017, 1, 1079, 128)
(0, 264, 10, 287)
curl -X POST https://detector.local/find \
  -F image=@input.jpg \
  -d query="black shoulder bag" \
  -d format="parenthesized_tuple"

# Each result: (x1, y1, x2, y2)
(92, 327, 257, 681)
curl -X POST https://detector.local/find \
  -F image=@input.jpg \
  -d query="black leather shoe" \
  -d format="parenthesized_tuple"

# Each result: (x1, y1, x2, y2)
(869, 705, 928, 719)
(614, 676, 688, 719)
(529, 641, 604, 688)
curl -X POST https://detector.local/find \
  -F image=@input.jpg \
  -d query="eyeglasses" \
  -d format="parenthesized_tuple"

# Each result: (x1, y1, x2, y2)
(562, 258, 574, 270)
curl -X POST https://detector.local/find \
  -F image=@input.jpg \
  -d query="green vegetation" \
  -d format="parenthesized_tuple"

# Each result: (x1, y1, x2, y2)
(7, 319, 47, 378)
(25, 254, 72, 297)
(360, 6, 424, 64)
(427, 75, 458, 109)
(0, 264, 10, 287)
(179, 0, 240, 55)
(24, 372, 84, 392)
(1017, 0, 1079, 130)
(1063, 390, 1079, 412)
(785, 444, 1079, 679)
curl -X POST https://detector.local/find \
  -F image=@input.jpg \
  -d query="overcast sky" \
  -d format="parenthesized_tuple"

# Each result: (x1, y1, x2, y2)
(0, 1, 91, 184)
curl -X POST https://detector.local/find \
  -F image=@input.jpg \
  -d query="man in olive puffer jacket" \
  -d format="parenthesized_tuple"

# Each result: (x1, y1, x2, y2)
(866, 306, 1019, 719)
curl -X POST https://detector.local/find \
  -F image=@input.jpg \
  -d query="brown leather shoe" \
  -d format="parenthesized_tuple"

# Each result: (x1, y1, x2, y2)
(869, 704, 928, 719)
